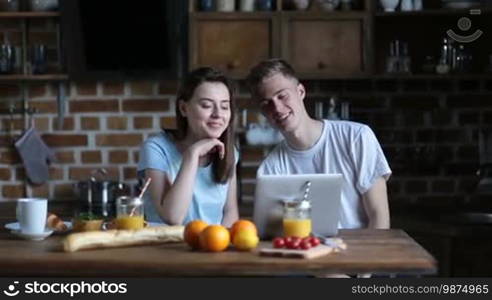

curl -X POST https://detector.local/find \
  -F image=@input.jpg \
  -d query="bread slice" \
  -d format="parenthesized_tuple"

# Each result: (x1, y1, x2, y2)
(63, 225, 184, 252)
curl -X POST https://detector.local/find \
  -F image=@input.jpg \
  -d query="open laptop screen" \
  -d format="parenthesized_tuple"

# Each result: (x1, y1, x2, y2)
(253, 174, 343, 239)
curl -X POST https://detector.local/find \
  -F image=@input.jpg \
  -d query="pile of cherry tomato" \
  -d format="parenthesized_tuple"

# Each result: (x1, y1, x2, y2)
(272, 236, 321, 250)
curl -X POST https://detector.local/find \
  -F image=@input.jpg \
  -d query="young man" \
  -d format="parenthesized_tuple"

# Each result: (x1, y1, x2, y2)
(247, 59, 391, 229)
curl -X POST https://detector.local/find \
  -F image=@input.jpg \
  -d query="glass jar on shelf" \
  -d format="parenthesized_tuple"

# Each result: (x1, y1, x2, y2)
(29, 0, 58, 11)
(282, 200, 312, 238)
(0, 0, 19, 12)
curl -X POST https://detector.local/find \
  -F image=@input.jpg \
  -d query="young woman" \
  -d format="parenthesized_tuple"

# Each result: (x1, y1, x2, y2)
(138, 67, 238, 227)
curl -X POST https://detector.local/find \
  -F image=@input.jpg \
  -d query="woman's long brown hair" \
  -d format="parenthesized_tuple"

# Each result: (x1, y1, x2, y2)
(174, 67, 236, 184)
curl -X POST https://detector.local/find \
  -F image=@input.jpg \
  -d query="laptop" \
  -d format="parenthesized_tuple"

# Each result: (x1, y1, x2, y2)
(253, 174, 343, 239)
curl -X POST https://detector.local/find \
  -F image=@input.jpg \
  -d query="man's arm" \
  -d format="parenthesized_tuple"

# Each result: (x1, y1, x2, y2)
(361, 177, 390, 229)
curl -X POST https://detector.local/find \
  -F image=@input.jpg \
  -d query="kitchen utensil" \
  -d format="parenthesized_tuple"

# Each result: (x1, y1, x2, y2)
(74, 170, 126, 218)
(311, 233, 348, 249)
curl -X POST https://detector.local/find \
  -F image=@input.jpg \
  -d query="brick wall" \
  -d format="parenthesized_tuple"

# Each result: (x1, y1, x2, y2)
(2, 77, 492, 217)
(0, 80, 177, 203)
(238, 78, 492, 216)
(2, 15, 492, 215)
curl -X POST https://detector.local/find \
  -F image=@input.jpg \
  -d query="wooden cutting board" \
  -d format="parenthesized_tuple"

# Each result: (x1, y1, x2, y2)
(259, 245, 335, 259)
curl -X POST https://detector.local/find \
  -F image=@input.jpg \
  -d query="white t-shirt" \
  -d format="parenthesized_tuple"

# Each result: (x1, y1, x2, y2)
(257, 120, 392, 229)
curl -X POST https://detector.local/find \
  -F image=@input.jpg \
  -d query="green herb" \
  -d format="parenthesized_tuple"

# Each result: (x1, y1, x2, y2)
(76, 212, 102, 221)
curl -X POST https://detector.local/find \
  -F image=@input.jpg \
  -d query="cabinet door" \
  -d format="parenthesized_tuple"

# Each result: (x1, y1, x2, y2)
(282, 16, 369, 78)
(190, 15, 279, 78)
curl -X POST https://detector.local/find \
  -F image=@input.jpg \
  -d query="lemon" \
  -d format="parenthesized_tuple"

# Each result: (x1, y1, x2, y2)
(232, 228, 259, 251)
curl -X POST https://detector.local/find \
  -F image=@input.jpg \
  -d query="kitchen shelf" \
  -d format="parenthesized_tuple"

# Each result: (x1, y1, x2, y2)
(281, 11, 368, 18)
(0, 74, 68, 81)
(189, 11, 275, 18)
(0, 12, 60, 18)
(192, 11, 367, 18)
(375, 8, 492, 17)
(0, 10, 67, 131)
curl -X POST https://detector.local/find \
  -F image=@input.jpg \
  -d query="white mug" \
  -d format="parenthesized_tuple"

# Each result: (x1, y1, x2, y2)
(16, 198, 47, 234)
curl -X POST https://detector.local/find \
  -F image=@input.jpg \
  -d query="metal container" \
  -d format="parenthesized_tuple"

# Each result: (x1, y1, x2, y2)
(74, 169, 126, 218)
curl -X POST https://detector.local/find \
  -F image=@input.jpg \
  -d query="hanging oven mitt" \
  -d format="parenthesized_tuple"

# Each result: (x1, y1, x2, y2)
(14, 126, 56, 185)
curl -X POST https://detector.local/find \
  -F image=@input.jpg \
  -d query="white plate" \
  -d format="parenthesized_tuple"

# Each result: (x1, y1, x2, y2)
(4, 223, 54, 241)
(5, 221, 72, 234)
(11, 229, 53, 241)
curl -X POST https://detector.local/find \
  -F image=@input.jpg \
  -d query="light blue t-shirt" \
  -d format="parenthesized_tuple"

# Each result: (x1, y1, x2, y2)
(137, 131, 232, 225)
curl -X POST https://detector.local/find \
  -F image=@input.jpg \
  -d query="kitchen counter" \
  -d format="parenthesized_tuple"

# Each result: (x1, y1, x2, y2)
(0, 227, 436, 277)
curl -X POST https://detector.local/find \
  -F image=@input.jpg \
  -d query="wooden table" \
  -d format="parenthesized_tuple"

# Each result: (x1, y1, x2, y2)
(0, 228, 436, 277)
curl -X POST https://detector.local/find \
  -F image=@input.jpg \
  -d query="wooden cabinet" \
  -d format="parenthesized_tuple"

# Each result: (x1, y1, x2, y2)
(188, 0, 371, 78)
(188, 0, 492, 79)
(189, 13, 279, 78)
(281, 12, 370, 78)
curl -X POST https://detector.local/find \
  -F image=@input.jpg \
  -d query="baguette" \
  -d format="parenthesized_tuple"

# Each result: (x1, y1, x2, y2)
(63, 225, 184, 252)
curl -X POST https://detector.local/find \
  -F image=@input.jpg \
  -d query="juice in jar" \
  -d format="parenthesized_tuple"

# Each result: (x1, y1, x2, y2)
(283, 218, 312, 238)
(115, 215, 145, 230)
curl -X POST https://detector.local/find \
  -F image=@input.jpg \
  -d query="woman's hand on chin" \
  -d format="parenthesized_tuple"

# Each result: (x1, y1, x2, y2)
(186, 138, 225, 161)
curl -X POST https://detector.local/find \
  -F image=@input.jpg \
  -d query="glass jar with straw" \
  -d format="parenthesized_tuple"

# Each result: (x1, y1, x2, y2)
(282, 181, 312, 238)
(115, 178, 151, 230)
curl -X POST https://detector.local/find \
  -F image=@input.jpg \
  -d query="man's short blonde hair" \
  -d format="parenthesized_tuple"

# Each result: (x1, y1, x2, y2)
(246, 58, 299, 97)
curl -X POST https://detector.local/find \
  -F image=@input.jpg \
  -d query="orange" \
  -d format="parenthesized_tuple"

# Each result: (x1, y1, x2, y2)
(184, 220, 208, 250)
(232, 228, 259, 251)
(199, 225, 230, 252)
(230, 219, 257, 242)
